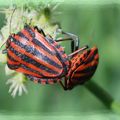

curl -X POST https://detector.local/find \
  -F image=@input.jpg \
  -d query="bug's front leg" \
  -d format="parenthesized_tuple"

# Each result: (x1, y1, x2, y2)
(68, 45, 89, 58)
(54, 29, 80, 52)
(34, 26, 46, 37)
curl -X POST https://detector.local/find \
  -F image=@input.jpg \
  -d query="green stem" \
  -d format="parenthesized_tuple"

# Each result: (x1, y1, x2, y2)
(84, 80, 114, 109)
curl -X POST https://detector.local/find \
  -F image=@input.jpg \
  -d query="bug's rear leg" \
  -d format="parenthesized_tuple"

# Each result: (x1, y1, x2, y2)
(62, 31, 79, 52)
(54, 29, 80, 52)
(59, 78, 68, 90)
(68, 45, 89, 58)
(34, 26, 46, 37)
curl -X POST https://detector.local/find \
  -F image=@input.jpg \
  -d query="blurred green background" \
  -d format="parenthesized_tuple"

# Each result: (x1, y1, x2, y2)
(0, 0, 120, 119)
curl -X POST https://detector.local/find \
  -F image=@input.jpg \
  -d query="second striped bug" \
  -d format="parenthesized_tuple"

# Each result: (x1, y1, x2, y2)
(60, 46, 99, 90)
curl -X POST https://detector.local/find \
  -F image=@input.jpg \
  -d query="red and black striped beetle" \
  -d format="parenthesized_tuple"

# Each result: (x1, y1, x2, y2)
(3, 24, 70, 84)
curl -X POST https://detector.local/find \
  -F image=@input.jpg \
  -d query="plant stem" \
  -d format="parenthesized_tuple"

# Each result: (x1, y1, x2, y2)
(84, 80, 114, 109)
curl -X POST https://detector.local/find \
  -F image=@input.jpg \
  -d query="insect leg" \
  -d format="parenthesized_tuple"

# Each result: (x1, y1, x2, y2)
(34, 26, 46, 37)
(55, 29, 80, 52)
(68, 45, 89, 58)
(59, 78, 68, 90)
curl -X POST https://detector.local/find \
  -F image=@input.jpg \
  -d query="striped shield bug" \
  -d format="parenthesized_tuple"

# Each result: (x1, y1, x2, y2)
(2, 24, 71, 84)
(59, 46, 99, 90)
(67, 46, 99, 89)
(1, 7, 72, 84)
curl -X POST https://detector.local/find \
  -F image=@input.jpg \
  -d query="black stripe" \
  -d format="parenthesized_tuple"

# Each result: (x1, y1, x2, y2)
(9, 46, 60, 75)
(75, 64, 97, 74)
(45, 36, 54, 44)
(93, 48, 98, 55)
(72, 72, 93, 81)
(25, 74, 36, 81)
(83, 50, 90, 58)
(16, 33, 66, 70)
(86, 50, 91, 56)
(25, 74, 58, 84)
(24, 25, 35, 38)
(45, 37, 66, 56)
(18, 29, 55, 56)
(85, 51, 98, 65)
(7, 63, 20, 69)
(8, 54, 45, 77)
(52, 47, 68, 75)
(55, 47, 68, 64)
(25, 74, 44, 84)
(55, 46, 69, 64)
(17, 32, 29, 41)
(7, 53, 18, 62)
(84, 53, 95, 65)
(32, 49, 63, 70)
(32, 38, 54, 55)
(17, 28, 54, 55)
(20, 64, 44, 77)
(59, 50, 65, 55)
(11, 37, 26, 50)
(63, 58, 69, 63)
(11, 38, 62, 70)
(45, 79, 57, 84)
(45, 37, 69, 73)
(54, 44, 61, 49)
(73, 50, 98, 69)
